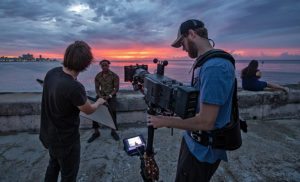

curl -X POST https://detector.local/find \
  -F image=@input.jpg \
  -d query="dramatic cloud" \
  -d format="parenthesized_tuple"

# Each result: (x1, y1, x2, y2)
(0, 0, 299, 59)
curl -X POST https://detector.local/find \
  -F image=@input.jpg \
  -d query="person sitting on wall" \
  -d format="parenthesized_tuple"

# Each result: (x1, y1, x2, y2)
(241, 60, 287, 92)
(87, 59, 120, 143)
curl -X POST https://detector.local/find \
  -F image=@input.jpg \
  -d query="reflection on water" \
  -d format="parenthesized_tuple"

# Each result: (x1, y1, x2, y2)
(0, 60, 299, 92)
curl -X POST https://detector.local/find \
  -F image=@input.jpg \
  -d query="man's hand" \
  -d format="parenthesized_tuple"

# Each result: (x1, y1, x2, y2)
(78, 98, 105, 115)
(96, 93, 109, 101)
(103, 96, 110, 101)
(96, 98, 106, 105)
(147, 115, 167, 128)
(96, 94, 103, 99)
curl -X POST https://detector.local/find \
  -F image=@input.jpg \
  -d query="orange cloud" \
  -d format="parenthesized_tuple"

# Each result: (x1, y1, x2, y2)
(91, 46, 187, 60)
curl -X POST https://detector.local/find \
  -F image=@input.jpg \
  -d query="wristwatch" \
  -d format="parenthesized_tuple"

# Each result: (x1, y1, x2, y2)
(109, 94, 112, 98)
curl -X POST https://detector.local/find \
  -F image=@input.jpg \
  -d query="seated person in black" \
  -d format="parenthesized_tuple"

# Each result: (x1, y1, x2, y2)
(40, 41, 106, 182)
(241, 60, 287, 92)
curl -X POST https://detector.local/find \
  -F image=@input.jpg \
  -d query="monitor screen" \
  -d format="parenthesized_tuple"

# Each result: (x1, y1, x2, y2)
(128, 136, 143, 148)
(123, 134, 146, 156)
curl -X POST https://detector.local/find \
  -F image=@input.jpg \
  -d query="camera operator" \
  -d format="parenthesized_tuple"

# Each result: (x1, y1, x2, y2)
(39, 41, 106, 182)
(148, 20, 236, 182)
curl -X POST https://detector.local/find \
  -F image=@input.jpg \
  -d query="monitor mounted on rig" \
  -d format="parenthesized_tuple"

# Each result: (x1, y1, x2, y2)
(123, 135, 146, 156)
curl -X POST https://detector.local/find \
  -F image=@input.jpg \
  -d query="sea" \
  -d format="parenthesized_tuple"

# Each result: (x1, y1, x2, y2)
(0, 60, 300, 92)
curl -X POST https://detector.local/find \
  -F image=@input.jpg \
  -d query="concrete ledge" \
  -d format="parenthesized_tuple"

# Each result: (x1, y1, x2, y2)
(0, 115, 40, 132)
(0, 93, 41, 116)
(238, 84, 300, 120)
(113, 91, 147, 111)
(238, 89, 300, 107)
(0, 90, 146, 116)
(0, 111, 147, 133)
(1, 84, 300, 132)
(80, 111, 146, 130)
(0, 90, 148, 132)
(239, 103, 300, 120)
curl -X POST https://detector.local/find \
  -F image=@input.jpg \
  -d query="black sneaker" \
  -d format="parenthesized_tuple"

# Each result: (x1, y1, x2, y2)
(87, 132, 100, 143)
(111, 132, 120, 141)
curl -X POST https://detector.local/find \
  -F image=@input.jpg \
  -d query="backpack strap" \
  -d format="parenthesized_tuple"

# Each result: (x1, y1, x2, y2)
(191, 49, 235, 86)
(189, 49, 242, 150)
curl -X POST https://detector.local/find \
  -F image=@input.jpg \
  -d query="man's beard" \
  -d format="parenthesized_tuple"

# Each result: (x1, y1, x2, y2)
(187, 39, 198, 58)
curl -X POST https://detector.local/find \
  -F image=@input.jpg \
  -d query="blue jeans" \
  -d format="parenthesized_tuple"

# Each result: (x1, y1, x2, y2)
(45, 141, 80, 182)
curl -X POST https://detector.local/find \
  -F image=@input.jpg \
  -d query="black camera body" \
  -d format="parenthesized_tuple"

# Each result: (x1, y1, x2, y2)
(124, 64, 148, 82)
(144, 74, 198, 119)
(124, 59, 199, 119)
(124, 64, 149, 91)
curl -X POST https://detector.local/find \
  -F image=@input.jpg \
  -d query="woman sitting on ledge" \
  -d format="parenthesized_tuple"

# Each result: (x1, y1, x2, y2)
(241, 60, 287, 92)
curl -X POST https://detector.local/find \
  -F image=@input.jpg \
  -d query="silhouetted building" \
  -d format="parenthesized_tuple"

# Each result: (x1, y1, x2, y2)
(22, 53, 34, 61)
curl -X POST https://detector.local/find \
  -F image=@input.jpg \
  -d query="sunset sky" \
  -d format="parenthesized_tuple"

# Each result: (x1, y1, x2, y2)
(0, 0, 300, 60)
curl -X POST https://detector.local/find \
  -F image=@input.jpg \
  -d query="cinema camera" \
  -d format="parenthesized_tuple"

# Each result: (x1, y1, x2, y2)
(123, 59, 199, 182)
(124, 58, 199, 119)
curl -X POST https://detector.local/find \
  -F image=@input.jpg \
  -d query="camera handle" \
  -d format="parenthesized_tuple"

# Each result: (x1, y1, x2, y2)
(146, 107, 156, 155)
(138, 107, 159, 182)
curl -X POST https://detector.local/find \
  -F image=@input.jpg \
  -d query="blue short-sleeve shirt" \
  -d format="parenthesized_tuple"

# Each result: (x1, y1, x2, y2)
(184, 57, 235, 164)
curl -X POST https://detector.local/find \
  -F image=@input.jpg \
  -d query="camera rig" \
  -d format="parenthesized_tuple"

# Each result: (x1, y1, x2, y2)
(123, 59, 199, 182)
(124, 58, 199, 119)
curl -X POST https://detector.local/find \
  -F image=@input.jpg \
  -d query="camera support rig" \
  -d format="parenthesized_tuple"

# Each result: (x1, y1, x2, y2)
(124, 59, 199, 182)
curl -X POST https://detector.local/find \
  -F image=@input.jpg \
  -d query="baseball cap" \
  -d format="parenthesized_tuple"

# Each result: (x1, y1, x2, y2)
(171, 19, 205, 48)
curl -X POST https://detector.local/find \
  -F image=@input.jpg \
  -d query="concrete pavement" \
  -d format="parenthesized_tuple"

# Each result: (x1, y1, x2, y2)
(0, 119, 299, 182)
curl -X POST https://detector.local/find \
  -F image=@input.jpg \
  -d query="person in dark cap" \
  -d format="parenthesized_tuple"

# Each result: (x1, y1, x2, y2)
(87, 59, 120, 142)
(148, 19, 236, 181)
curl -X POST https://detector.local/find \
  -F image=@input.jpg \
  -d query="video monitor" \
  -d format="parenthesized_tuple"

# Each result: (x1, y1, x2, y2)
(123, 135, 146, 156)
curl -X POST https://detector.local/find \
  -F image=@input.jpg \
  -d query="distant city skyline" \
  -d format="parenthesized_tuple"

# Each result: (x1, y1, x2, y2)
(0, 0, 300, 60)
(0, 53, 57, 62)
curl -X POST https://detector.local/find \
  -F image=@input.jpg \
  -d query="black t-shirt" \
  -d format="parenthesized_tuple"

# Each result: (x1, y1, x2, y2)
(39, 67, 87, 148)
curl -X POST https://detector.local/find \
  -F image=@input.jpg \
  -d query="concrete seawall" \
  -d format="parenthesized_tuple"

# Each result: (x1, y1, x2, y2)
(0, 85, 300, 132)
(238, 84, 300, 120)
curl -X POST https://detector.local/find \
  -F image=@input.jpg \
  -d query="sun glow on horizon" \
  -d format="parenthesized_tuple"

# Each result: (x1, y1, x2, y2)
(3, 47, 300, 61)
(91, 47, 186, 60)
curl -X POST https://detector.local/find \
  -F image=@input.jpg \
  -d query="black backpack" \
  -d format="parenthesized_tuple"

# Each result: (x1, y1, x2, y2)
(189, 49, 245, 151)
